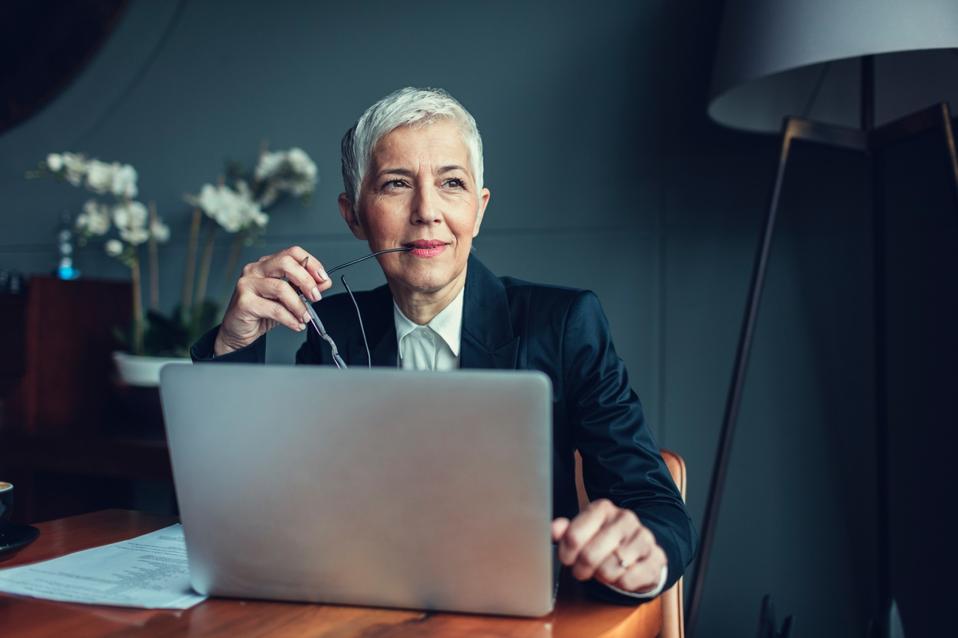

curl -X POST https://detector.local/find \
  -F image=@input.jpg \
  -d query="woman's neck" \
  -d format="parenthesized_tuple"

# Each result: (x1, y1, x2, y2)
(390, 272, 466, 325)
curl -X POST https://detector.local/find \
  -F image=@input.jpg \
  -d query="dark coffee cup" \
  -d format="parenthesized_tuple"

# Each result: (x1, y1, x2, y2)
(0, 482, 13, 522)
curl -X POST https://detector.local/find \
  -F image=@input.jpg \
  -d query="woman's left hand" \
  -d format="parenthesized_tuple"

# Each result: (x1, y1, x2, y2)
(552, 499, 667, 594)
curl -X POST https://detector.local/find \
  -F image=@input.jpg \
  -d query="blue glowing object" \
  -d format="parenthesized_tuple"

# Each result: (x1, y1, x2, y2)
(57, 265, 80, 280)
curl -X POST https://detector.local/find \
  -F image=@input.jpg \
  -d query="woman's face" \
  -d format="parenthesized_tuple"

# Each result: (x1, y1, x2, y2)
(339, 119, 490, 299)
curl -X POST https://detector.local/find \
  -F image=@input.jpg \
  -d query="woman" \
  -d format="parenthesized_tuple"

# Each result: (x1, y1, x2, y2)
(192, 87, 696, 602)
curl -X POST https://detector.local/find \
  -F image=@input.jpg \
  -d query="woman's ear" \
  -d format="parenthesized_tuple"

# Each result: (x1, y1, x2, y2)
(473, 187, 491, 237)
(338, 193, 367, 240)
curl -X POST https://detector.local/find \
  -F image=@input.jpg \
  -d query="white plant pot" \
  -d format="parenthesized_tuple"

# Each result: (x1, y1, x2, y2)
(112, 351, 190, 387)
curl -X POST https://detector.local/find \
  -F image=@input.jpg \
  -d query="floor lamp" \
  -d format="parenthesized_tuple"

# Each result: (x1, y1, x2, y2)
(685, 2, 958, 636)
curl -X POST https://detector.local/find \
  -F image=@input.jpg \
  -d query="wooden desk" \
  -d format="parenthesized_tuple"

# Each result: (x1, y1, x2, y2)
(0, 510, 663, 637)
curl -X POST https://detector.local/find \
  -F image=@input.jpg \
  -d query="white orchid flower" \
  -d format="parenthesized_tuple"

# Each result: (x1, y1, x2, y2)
(186, 183, 222, 216)
(85, 160, 114, 194)
(77, 199, 111, 236)
(111, 164, 138, 199)
(253, 147, 317, 206)
(149, 217, 170, 243)
(250, 209, 269, 228)
(186, 181, 265, 234)
(120, 226, 150, 245)
(112, 200, 148, 231)
(287, 147, 317, 178)
(46, 153, 64, 172)
(61, 153, 88, 186)
(105, 239, 124, 257)
(254, 151, 284, 181)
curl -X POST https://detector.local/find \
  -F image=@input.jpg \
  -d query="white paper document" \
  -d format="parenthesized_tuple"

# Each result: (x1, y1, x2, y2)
(0, 524, 206, 609)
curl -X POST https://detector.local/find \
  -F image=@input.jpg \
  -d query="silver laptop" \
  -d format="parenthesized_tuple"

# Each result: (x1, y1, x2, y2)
(159, 363, 555, 617)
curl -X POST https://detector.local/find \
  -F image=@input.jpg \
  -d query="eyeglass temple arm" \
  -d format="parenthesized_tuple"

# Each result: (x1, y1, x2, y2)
(325, 246, 412, 277)
(297, 247, 412, 369)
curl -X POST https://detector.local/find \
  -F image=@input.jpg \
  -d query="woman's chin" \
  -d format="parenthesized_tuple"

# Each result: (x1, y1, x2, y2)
(389, 268, 461, 296)
(400, 277, 446, 294)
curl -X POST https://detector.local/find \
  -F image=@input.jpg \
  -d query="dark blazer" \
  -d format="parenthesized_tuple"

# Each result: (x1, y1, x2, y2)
(192, 254, 697, 601)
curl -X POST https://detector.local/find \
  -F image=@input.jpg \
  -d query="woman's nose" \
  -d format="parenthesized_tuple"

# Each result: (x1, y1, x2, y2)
(410, 186, 442, 225)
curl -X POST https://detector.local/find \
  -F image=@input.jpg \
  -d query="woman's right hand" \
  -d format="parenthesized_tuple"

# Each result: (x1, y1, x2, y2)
(213, 245, 332, 356)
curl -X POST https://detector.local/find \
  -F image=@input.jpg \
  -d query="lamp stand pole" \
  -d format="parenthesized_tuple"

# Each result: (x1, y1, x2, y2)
(684, 67, 958, 634)
(684, 115, 866, 638)
(861, 56, 896, 632)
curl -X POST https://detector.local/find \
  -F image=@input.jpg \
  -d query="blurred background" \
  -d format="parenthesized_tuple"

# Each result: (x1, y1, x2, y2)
(1, 1, 956, 636)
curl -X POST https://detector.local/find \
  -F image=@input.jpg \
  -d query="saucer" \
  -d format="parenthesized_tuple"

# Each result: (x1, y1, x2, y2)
(0, 521, 39, 560)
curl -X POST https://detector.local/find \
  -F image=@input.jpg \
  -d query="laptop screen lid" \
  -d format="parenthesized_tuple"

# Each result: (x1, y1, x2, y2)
(160, 363, 554, 617)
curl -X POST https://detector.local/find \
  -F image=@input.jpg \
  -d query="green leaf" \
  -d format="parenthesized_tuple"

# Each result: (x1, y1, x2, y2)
(186, 299, 221, 343)
(112, 324, 130, 350)
(128, 300, 221, 357)
(142, 310, 189, 357)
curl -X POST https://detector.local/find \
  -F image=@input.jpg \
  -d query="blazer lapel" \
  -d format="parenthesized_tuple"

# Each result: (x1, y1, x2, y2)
(460, 255, 520, 371)
(461, 332, 520, 370)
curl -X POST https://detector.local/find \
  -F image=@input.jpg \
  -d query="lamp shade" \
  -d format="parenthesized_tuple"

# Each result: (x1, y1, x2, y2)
(709, 0, 958, 132)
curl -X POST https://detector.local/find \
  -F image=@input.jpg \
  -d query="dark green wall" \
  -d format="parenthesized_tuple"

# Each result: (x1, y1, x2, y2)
(5, 1, 952, 635)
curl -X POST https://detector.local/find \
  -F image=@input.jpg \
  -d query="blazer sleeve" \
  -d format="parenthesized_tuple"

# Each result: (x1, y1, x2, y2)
(561, 291, 697, 596)
(190, 324, 326, 365)
(190, 325, 267, 363)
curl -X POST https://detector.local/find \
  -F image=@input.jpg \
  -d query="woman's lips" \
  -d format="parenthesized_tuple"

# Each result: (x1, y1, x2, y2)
(404, 240, 449, 258)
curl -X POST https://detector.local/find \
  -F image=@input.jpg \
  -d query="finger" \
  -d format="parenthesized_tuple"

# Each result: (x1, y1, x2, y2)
(263, 254, 325, 301)
(571, 508, 639, 581)
(614, 545, 667, 594)
(551, 518, 570, 542)
(249, 246, 332, 292)
(254, 277, 313, 323)
(593, 525, 649, 585)
(616, 525, 656, 567)
(557, 499, 617, 566)
(258, 250, 331, 300)
(619, 526, 658, 564)
(243, 294, 305, 333)
(281, 246, 332, 292)
(595, 550, 630, 585)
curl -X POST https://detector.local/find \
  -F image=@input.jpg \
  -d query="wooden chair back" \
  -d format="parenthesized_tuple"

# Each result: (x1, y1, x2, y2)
(574, 448, 687, 638)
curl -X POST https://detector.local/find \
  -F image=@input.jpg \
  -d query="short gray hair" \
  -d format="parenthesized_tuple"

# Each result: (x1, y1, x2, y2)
(340, 87, 484, 209)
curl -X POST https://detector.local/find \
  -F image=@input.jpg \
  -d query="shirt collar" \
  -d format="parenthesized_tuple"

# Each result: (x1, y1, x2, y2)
(393, 286, 465, 357)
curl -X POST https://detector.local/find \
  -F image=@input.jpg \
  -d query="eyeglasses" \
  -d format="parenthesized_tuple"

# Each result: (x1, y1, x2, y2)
(288, 247, 411, 369)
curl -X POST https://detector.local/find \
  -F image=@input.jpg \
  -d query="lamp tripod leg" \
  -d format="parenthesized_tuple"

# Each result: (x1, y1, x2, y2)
(685, 117, 799, 637)
(938, 105, 958, 211)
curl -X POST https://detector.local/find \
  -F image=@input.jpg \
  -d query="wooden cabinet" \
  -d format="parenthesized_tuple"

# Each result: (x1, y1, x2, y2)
(0, 276, 172, 523)
(3, 276, 131, 434)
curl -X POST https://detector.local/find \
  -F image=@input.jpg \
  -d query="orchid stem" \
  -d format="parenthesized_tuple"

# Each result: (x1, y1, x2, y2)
(148, 202, 159, 311)
(195, 220, 217, 307)
(130, 253, 144, 355)
(181, 207, 201, 319)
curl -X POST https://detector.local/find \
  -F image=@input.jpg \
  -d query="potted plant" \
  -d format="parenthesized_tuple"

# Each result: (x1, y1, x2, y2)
(28, 146, 318, 387)
(30, 153, 179, 386)
(182, 145, 318, 341)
